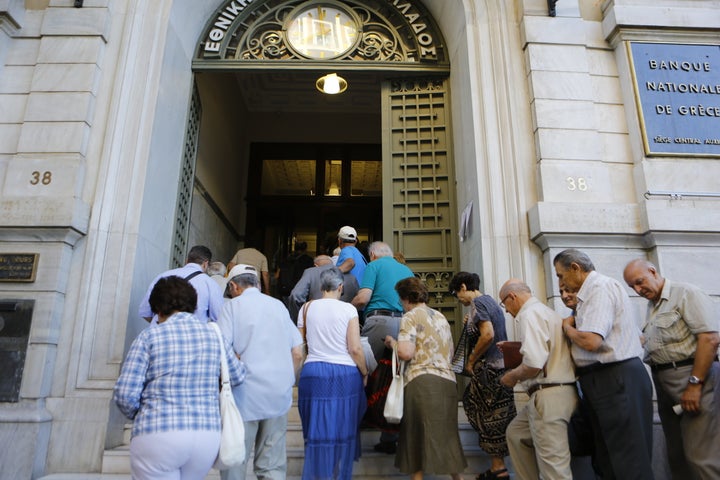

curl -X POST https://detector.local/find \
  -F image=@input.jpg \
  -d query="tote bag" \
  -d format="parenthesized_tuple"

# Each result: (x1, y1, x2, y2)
(209, 323, 246, 470)
(383, 343, 405, 424)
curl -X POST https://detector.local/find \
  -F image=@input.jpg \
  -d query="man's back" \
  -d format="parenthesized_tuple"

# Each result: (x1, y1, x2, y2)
(574, 270, 643, 366)
(217, 288, 302, 421)
(363, 256, 414, 312)
(288, 264, 359, 321)
(138, 263, 223, 322)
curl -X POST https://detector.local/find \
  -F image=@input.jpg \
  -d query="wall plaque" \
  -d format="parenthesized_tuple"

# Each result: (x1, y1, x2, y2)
(628, 42, 720, 157)
(0, 254, 39, 282)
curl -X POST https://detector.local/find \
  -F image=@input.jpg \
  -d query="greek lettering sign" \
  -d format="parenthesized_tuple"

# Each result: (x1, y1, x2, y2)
(629, 42, 720, 157)
(0, 254, 39, 282)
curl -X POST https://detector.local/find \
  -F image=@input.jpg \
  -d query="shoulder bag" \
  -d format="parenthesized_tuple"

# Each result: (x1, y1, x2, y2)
(209, 322, 246, 470)
(383, 343, 405, 424)
(450, 326, 470, 376)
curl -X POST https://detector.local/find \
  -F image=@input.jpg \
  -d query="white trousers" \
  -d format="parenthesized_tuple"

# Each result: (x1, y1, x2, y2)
(130, 430, 221, 480)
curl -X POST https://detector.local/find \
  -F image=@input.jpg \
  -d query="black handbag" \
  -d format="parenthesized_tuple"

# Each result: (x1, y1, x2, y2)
(451, 326, 471, 376)
(361, 347, 400, 433)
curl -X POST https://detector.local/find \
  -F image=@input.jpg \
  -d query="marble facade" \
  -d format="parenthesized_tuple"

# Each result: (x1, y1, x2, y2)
(0, 0, 718, 478)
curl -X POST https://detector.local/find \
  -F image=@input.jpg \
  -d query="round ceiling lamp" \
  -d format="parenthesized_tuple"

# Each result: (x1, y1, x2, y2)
(316, 73, 348, 95)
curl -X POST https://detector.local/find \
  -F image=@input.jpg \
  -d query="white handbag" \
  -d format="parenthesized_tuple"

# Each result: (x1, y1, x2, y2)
(383, 343, 405, 424)
(209, 322, 246, 470)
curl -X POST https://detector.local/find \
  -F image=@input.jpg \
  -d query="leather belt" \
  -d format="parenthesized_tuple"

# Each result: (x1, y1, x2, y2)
(366, 309, 403, 318)
(575, 357, 634, 376)
(526, 382, 576, 397)
(650, 356, 718, 372)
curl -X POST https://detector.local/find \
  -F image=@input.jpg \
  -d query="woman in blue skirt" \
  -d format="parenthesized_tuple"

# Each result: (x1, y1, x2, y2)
(297, 267, 368, 480)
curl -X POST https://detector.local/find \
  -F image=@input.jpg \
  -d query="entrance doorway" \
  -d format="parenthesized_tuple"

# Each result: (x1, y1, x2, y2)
(248, 142, 382, 262)
(190, 70, 384, 293)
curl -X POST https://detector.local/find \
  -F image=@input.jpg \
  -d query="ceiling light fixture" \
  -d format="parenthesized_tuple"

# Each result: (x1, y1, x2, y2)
(316, 73, 347, 94)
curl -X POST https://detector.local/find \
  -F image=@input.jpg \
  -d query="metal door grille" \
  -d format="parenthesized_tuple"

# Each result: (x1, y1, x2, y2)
(171, 84, 201, 268)
(382, 77, 459, 325)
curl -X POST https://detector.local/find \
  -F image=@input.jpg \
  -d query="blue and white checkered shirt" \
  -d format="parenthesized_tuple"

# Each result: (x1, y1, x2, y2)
(114, 311, 246, 437)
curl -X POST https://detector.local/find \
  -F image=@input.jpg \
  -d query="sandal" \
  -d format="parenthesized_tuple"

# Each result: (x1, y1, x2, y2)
(475, 468, 509, 480)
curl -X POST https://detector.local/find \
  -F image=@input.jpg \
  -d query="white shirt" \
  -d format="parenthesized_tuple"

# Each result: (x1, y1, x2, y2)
(574, 271, 644, 367)
(298, 298, 358, 367)
(515, 298, 576, 388)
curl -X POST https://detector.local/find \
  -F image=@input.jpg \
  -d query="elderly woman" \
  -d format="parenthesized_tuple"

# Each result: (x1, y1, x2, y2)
(114, 276, 246, 480)
(384, 276, 467, 480)
(449, 272, 515, 480)
(297, 267, 368, 480)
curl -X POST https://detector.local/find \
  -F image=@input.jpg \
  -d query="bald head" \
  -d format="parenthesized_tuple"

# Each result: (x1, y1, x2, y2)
(314, 255, 332, 267)
(499, 279, 532, 317)
(623, 258, 664, 303)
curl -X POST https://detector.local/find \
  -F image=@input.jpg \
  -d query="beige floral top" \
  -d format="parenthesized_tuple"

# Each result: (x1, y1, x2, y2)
(398, 305, 457, 385)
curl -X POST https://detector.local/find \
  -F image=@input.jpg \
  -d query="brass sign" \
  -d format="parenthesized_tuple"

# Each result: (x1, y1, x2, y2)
(0, 254, 39, 282)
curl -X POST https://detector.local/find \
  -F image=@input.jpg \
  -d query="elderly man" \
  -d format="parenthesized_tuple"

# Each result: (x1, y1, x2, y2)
(138, 245, 224, 323)
(624, 259, 720, 479)
(499, 279, 577, 480)
(217, 264, 304, 480)
(352, 241, 414, 454)
(335, 225, 368, 284)
(554, 248, 654, 480)
(288, 254, 359, 322)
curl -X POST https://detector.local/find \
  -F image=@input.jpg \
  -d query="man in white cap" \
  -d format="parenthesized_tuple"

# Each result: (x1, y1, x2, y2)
(217, 264, 304, 480)
(336, 225, 368, 284)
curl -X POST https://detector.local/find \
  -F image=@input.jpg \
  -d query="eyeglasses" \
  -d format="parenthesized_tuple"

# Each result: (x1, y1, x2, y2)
(500, 293, 512, 309)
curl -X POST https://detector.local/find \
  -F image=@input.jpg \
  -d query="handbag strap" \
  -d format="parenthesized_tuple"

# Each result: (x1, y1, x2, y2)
(392, 343, 405, 377)
(301, 300, 313, 344)
(209, 322, 230, 385)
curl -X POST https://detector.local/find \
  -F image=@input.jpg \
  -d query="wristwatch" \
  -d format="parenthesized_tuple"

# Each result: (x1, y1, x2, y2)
(688, 375, 704, 385)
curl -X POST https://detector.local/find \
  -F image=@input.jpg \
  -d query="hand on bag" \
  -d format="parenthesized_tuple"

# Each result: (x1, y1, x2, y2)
(384, 335, 396, 349)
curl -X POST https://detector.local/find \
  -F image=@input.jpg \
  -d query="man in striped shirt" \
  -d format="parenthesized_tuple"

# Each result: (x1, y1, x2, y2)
(554, 249, 654, 480)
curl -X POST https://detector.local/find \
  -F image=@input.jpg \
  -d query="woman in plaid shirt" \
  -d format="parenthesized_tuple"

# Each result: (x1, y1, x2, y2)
(114, 276, 246, 479)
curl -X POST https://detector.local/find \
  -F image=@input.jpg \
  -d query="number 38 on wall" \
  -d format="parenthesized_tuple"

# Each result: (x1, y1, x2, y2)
(566, 176, 587, 191)
(30, 171, 52, 185)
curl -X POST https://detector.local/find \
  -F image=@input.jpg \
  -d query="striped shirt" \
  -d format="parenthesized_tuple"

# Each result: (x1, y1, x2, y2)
(114, 311, 246, 437)
(573, 271, 644, 367)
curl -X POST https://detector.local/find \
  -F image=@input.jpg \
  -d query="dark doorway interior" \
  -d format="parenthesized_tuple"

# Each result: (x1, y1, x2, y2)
(246, 142, 382, 283)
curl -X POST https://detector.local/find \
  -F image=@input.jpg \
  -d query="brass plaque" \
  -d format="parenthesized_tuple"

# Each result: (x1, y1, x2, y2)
(0, 254, 39, 283)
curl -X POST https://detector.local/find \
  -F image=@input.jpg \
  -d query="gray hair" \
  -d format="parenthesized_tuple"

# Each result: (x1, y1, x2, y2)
(369, 241, 393, 258)
(553, 249, 595, 272)
(207, 261, 226, 276)
(230, 272, 259, 289)
(320, 267, 344, 292)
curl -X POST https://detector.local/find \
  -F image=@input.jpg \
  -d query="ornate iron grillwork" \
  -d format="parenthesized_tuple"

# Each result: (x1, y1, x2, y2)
(171, 84, 202, 268)
(195, 0, 448, 68)
(383, 77, 459, 323)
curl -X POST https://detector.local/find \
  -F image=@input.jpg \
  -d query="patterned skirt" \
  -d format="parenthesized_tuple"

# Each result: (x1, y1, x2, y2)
(462, 362, 516, 457)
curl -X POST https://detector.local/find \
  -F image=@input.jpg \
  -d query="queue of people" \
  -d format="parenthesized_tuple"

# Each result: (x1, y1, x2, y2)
(115, 236, 719, 480)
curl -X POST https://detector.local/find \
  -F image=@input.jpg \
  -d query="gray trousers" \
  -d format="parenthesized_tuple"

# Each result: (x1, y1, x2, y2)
(361, 314, 401, 362)
(361, 313, 401, 444)
(220, 414, 288, 480)
(653, 362, 720, 480)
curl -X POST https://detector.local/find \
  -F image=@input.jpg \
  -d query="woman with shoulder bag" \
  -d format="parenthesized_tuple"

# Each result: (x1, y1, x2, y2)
(384, 276, 467, 480)
(449, 272, 516, 480)
(297, 267, 368, 480)
(114, 276, 246, 480)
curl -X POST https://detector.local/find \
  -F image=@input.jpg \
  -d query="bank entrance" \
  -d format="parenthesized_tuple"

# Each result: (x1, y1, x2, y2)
(187, 0, 460, 323)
